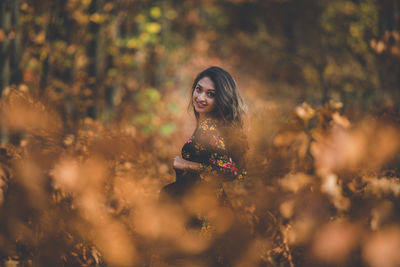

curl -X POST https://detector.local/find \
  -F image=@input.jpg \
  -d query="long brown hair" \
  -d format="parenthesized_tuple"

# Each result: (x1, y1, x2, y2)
(189, 66, 244, 126)
(189, 66, 248, 166)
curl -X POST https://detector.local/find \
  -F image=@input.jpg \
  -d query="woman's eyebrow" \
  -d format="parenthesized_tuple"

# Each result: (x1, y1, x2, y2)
(197, 83, 215, 90)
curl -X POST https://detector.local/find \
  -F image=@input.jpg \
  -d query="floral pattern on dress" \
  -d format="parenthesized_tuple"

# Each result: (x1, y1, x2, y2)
(181, 118, 246, 182)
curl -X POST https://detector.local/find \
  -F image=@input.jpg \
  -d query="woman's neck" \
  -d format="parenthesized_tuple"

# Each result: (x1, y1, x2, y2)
(198, 113, 209, 122)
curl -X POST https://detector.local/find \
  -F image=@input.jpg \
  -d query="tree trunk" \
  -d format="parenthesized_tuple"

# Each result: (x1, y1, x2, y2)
(0, 0, 11, 94)
(86, 0, 103, 119)
(9, 0, 21, 85)
(104, 16, 120, 115)
(318, 63, 329, 105)
(376, 0, 400, 107)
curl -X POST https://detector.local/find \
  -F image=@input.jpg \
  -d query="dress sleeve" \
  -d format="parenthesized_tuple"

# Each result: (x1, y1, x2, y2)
(195, 119, 246, 181)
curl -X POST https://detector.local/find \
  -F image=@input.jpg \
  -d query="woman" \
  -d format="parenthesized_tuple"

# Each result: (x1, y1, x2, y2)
(161, 66, 247, 208)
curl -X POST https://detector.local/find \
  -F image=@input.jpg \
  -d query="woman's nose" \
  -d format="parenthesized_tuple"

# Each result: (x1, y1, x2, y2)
(197, 92, 206, 101)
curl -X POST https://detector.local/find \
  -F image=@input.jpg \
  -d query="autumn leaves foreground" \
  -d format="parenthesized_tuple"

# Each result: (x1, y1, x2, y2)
(0, 89, 400, 267)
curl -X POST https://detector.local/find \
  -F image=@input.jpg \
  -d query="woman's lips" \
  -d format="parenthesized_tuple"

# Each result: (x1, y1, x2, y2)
(195, 101, 207, 109)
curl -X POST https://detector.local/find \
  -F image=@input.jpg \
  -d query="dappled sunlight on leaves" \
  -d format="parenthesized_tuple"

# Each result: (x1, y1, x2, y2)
(0, 1, 400, 264)
(0, 85, 400, 267)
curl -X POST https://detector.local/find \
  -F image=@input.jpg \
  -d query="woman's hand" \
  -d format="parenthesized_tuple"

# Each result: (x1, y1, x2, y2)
(173, 156, 202, 172)
(173, 156, 189, 170)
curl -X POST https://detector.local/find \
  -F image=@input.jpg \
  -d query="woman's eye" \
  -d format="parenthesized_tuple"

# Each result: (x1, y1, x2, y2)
(195, 87, 201, 92)
(207, 92, 215, 97)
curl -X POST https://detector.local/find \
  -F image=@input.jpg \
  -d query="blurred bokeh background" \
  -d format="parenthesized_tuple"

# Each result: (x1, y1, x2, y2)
(1, 0, 400, 266)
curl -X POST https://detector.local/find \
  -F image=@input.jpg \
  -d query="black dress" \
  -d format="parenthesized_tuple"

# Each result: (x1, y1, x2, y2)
(161, 118, 246, 204)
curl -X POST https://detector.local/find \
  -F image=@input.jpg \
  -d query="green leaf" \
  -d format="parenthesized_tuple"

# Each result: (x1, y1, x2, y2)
(160, 122, 176, 136)
(145, 88, 160, 102)
(150, 7, 162, 19)
(146, 22, 161, 34)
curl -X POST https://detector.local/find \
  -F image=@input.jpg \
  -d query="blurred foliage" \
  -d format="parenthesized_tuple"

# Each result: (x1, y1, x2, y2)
(0, 0, 400, 266)
(2, 0, 400, 117)
(0, 89, 400, 266)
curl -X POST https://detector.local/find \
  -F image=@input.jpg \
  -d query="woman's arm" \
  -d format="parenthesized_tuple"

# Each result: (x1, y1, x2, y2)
(173, 154, 246, 181)
(173, 156, 202, 171)
(195, 119, 246, 181)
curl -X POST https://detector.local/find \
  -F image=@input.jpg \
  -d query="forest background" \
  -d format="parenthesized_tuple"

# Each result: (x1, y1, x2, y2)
(1, 0, 400, 266)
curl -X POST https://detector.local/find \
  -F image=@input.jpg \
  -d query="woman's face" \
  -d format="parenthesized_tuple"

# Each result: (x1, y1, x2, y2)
(192, 76, 216, 117)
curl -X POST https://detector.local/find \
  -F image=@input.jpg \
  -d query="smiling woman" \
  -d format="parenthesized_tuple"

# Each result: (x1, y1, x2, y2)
(192, 76, 216, 116)
(160, 66, 248, 231)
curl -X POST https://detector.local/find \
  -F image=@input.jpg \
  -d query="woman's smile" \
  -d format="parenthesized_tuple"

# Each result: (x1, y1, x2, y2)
(194, 100, 207, 108)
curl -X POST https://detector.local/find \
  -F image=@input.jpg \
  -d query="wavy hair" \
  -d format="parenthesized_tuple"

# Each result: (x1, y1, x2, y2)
(189, 66, 247, 165)
(189, 66, 245, 126)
